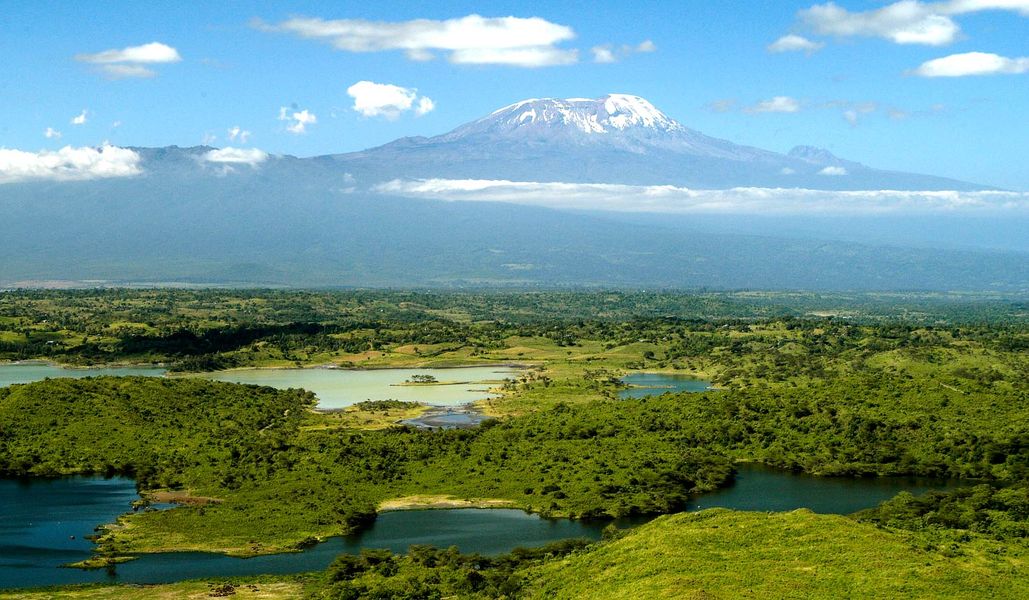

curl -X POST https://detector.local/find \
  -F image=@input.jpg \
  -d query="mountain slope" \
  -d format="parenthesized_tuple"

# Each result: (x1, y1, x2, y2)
(0, 155, 1023, 290)
(334, 94, 986, 191)
(0, 95, 1022, 290)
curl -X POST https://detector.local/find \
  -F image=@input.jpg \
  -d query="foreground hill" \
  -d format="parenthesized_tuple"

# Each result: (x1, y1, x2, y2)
(522, 509, 1027, 599)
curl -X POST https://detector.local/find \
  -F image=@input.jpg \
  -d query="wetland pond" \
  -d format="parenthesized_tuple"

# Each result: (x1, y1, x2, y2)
(619, 372, 712, 398)
(1, 465, 962, 589)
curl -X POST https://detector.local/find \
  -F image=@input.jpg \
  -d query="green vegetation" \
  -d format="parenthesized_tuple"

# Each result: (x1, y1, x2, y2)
(1, 289, 1027, 595)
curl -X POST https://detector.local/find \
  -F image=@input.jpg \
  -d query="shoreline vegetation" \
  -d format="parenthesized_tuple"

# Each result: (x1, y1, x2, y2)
(0, 290, 1026, 596)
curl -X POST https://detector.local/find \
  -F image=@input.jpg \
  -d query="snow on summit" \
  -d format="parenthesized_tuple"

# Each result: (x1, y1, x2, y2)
(479, 94, 684, 135)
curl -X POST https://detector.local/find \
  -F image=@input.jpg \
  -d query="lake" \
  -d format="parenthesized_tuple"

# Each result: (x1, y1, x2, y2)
(619, 372, 711, 398)
(0, 363, 518, 410)
(196, 366, 520, 409)
(0, 363, 166, 387)
(0, 465, 962, 589)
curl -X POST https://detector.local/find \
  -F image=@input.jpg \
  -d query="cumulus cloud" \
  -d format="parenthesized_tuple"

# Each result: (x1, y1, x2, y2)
(202, 147, 268, 165)
(227, 126, 251, 143)
(75, 41, 181, 79)
(256, 14, 578, 67)
(768, 34, 825, 54)
(346, 81, 435, 119)
(372, 178, 1029, 214)
(44, 127, 62, 139)
(279, 107, 317, 133)
(795, 1, 1029, 47)
(0, 145, 142, 184)
(819, 166, 848, 176)
(71, 110, 88, 125)
(590, 40, 657, 63)
(912, 51, 1029, 76)
(745, 96, 801, 113)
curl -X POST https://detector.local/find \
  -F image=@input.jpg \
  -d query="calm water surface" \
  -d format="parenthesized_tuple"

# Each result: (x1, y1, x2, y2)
(0, 363, 166, 387)
(619, 372, 711, 398)
(1, 465, 961, 589)
(0, 363, 518, 410)
(197, 366, 520, 409)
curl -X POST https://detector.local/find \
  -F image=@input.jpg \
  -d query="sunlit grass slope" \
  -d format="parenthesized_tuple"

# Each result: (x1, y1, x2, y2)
(523, 509, 1028, 599)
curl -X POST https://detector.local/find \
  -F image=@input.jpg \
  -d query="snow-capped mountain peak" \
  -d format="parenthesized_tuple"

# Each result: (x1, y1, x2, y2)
(473, 94, 684, 136)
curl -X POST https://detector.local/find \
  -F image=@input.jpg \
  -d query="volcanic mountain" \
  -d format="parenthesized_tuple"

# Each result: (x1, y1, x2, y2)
(0, 94, 1022, 290)
(333, 94, 984, 190)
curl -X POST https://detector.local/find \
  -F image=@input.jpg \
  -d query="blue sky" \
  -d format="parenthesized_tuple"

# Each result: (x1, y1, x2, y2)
(2, 1, 1027, 189)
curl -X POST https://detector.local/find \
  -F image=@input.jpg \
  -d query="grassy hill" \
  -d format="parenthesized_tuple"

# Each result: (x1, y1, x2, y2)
(523, 509, 1028, 599)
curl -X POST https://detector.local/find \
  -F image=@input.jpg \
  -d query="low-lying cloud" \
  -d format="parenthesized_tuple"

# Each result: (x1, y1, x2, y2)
(0, 145, 142, 184)
(373, 178, 1029, 214)
(202, 147, 269, 165)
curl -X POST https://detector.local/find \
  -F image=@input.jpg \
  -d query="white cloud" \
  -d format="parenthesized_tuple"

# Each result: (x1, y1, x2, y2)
(745, 96, 801, 113)
(415, 96, 436, 116)
(800, 2, 959, 45)
(75, 42, 181, 79)
(590, 40, 656, 63)
(372, 178, 1029, 214)
(227, 126, 251, 143)
(448, 46, 578, 67)
(201, 132, 217, 145)
(44, 127, 62, 139)
(912, 51, 1029, 76)
(279, 107, 317, 133)
(796, 1, 1029, 47)
(0, 145, 142, 184)
(768, 34, 825, 53)
(346, 81, 434, 119)
(591, 46, 616, 63)
(257, 14, 578, 67)
(202, 147, 268, 165)
(71, 110, 88, 125)
(781, 167, 796, 175)
(819, 166, 848, 176)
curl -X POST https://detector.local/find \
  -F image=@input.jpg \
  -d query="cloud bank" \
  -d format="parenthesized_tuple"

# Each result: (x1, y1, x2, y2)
(257, 14, 578, 67)
(0, 145, 142, 184)
(373, 178, 1029, 215)
(75, 41, 181, 79)
(346, 81, 435, 119)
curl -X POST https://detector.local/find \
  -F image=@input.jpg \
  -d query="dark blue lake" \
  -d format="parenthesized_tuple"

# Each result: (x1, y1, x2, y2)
(1, 465, 961, 590)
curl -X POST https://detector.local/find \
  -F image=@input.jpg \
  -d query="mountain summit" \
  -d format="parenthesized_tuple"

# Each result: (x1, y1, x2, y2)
(340, 94, 984, 190)
(450, 94, 685, 137)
